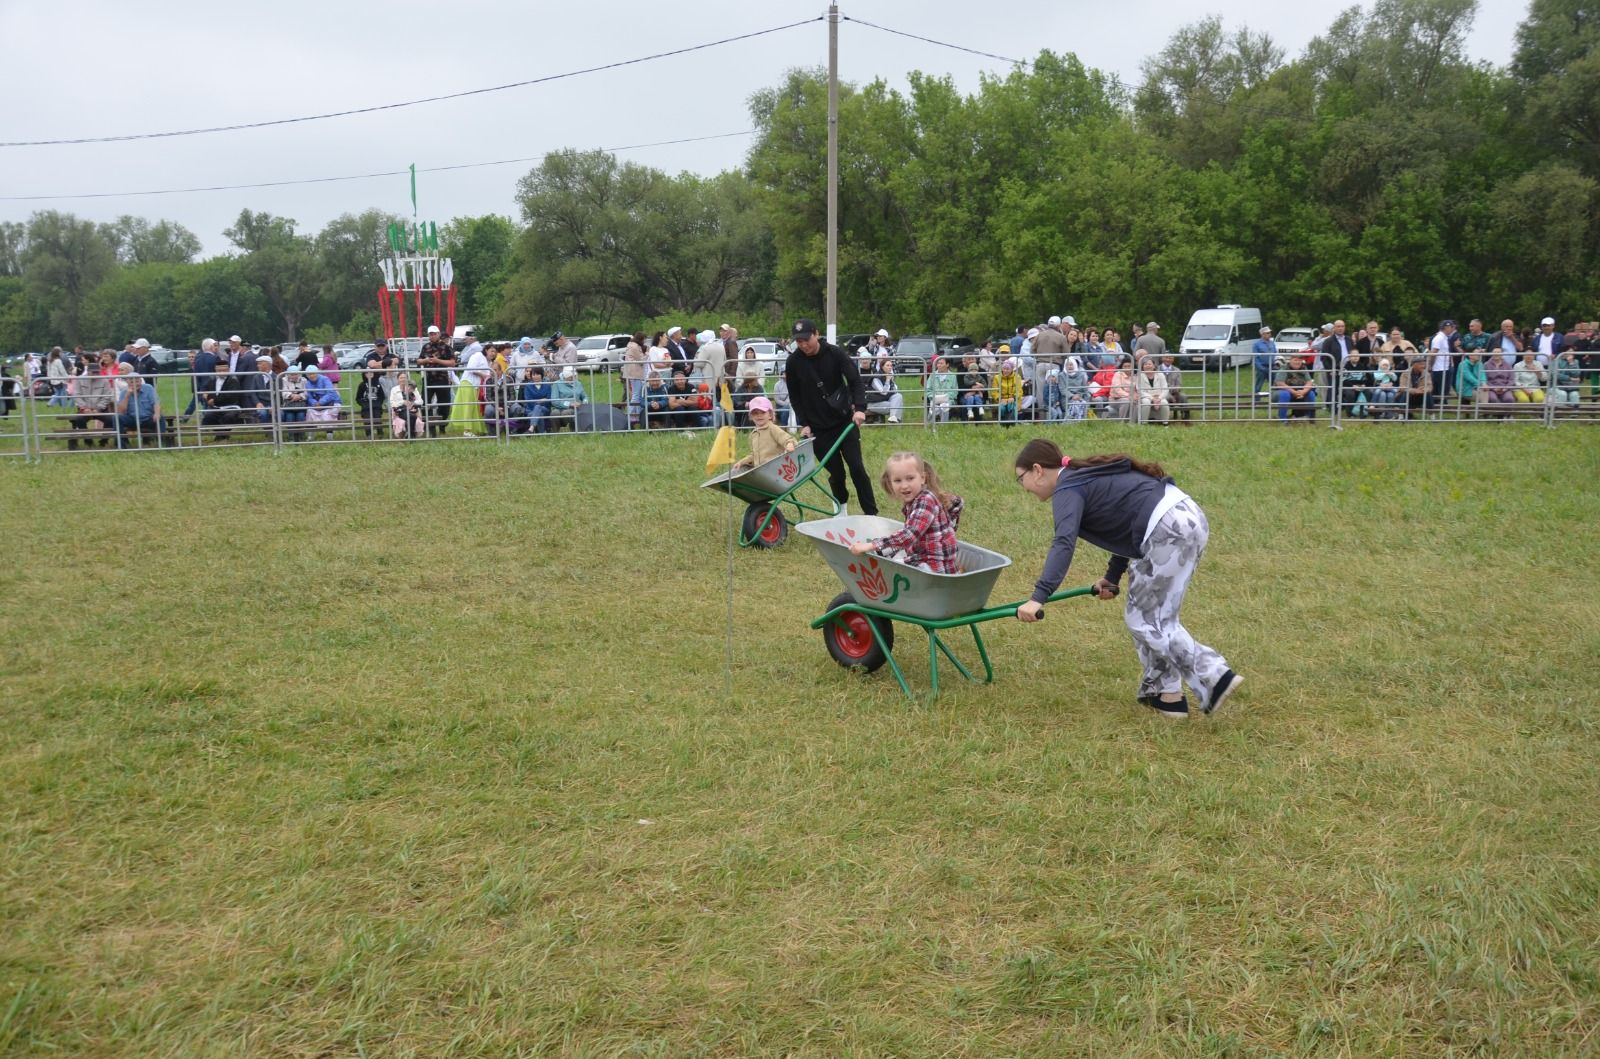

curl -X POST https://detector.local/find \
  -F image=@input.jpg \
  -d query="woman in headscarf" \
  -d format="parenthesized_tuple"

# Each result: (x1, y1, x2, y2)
(451, 339, 492, 436)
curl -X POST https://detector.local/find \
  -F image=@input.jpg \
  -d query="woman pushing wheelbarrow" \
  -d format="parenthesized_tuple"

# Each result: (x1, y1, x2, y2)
(1012, 439, 1243, 720)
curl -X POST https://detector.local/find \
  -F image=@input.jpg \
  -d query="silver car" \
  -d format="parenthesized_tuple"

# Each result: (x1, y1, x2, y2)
(572, 333, 632, 371)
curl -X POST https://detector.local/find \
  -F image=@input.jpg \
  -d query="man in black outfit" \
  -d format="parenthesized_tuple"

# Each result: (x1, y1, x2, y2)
(784, 318, 877, 516)
(417, 326, 458, 437)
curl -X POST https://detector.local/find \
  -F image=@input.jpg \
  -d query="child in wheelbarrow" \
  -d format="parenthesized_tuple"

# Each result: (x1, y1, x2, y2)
(848, 452, 965, 573)
(732, 396, 796, 470)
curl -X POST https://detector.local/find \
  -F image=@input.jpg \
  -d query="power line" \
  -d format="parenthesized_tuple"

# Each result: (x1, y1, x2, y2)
(0, 18, 819, 148)
(842, 15, 1026, 68)
(0, 131, 756, 202)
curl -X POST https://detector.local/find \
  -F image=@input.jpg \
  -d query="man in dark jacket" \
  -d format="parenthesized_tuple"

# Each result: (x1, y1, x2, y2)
(239, 355, 275, 422)
(417, 327, 458, 437)
(784, 319, 878, 516)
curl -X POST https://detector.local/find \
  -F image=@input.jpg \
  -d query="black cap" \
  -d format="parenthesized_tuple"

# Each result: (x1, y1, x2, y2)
(792, 318, 818, 337)
(373, 338, 387, 346)
(550, 330, 563, 340)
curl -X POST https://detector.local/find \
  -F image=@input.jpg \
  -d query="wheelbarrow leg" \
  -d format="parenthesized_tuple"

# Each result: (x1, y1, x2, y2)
(930, 629, 979, 684)
(967, 624, 996, 684)
(868, 618, 912, 700)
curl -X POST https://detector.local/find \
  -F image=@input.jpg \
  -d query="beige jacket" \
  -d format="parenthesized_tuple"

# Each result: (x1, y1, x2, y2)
(746, 422, 796, 467)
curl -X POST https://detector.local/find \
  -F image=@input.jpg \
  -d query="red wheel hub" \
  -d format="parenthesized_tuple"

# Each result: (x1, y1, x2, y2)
(759, 515, 783, 543)
(831, 613, 875, 659)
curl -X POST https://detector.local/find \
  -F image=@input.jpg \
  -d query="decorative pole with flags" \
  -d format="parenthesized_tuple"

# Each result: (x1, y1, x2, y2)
(377, 165, 454, 353)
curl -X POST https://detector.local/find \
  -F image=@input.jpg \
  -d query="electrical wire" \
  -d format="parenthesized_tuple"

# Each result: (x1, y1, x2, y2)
(0, 17, 819, 148)
(0, 130, 756, 202)
(842, 15, 1027, 68)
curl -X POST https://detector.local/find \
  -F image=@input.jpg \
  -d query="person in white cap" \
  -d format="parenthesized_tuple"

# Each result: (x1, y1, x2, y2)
(1034, 316, 1069, 360)
(871, 328, 894, 361)
(118, 339, 158, 383)
(417, 325, 458, 436)
(1020, 326, 1038, 360)
(664, 325, 689, 370)
(1533, 316, 1563, 366)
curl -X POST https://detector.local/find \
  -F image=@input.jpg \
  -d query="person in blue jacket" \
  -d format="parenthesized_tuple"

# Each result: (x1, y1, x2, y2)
(304, 364, 341, 438)
(1013, 437, 1241, 719)
(1251, 325, 1277, 399)
(518, 366, 553, 434)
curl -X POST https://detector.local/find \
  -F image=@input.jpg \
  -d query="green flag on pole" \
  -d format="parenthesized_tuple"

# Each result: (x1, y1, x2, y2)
(409, 163, 417, 217)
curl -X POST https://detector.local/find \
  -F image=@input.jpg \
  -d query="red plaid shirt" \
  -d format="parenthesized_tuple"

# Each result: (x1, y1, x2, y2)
(877, 490, 961, 573)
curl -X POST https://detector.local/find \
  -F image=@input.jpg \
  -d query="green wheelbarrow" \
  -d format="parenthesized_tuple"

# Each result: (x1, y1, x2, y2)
(798, 515, 1098, 699)
(700, 425, 856, 549)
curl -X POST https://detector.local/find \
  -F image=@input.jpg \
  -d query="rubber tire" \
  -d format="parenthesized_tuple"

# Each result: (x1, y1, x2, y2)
(822, 591, 894, 673)
(743, 504, 788, 548)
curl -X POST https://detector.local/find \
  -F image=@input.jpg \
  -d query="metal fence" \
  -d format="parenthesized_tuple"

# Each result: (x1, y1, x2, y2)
(6, 354, 1596, 463)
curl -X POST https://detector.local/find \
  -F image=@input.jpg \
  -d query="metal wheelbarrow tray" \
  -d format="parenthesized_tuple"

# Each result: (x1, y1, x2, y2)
(699, 427, 855, 549)
(798, 515, 1095, 699)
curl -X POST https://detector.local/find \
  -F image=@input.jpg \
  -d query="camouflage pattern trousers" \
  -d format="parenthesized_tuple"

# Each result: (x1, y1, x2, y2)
(1124, 497, 1231, 701)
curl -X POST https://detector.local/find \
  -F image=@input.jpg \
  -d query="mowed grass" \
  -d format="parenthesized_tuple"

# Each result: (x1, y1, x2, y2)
(1, 423, 1598, 1057)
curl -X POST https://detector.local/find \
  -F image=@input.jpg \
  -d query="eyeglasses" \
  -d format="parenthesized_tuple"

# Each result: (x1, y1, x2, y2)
(1015, 468, 1030, 486)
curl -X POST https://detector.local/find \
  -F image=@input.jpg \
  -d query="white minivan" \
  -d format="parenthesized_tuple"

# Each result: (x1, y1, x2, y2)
(1178, 305, 1263, 370)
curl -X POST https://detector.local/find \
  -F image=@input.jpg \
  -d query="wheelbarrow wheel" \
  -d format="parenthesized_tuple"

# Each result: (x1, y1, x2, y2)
(822, 591, 894, 673)
(742, 503, 788, 548)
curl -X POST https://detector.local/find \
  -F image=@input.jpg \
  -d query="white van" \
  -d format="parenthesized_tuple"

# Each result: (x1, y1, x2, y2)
(1178, 305, 1263, 370)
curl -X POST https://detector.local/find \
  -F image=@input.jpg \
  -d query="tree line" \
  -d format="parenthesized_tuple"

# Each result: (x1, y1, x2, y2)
(2, 0, 1595, 353)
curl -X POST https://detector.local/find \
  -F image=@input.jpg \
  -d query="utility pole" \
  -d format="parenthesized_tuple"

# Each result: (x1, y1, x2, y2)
(826, 2, 839, 345)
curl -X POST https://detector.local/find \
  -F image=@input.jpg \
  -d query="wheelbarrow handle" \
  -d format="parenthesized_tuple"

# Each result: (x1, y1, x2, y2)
(1017, 584, 1104, 620)
(809, 420, 857, 467)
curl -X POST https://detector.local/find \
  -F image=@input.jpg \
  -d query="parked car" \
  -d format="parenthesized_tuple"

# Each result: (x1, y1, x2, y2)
(572, 333, 633, 371)
(145, 346, 191, 373)
(1177, 306, 1262, 371)
(891, 334, 975, 375)
(1273, 327, 1318, 365)
(734, 339, 783, 377)
(337, 344, 378, 370)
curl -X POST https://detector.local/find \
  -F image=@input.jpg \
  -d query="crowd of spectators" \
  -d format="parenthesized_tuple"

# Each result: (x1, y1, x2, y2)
(1253, 316, 1598, 421)
(6, 312, 1595, 449)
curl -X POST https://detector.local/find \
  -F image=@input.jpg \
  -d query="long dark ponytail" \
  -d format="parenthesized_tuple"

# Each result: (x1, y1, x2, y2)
(1013, 438, 1166, 480)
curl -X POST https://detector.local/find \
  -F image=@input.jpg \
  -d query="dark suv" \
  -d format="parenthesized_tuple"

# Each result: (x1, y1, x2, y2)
(892, 334, 975, 375)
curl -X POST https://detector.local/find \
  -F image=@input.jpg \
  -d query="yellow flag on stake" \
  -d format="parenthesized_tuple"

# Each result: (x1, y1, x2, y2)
(705, 382, 738, 476)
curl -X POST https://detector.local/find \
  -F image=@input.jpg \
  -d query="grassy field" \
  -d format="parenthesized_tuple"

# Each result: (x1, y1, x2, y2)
(2, 423, 1598, 1057)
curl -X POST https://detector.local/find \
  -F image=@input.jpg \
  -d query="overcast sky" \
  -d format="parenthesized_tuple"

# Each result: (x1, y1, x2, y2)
(4, 0, 1529, 257)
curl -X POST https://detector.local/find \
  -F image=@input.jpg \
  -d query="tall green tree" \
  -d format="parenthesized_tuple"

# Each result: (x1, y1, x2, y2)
(22, 210, 117, 345)
(80, 263, 187, 347)
(99, 215, 202, 265)
(224, 209, 324, 341)
(498, 150, 769, 331)
(314, 208, 404, 330)
(0, 221, 25, 277)
(1513, 0, 1600, 175)
(443, 214, 516, 324)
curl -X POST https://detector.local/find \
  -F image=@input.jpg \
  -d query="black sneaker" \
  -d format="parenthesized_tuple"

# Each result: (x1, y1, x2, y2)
(1140, 694, 1189, 719)
(1204, 671, 1242, 716)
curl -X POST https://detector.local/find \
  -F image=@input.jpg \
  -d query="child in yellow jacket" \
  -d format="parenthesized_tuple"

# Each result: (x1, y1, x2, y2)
(997, 358, 1023, 425)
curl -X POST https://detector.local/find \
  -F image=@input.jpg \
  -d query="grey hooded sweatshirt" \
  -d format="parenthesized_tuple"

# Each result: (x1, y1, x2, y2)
(1031, 458, 1175, 604)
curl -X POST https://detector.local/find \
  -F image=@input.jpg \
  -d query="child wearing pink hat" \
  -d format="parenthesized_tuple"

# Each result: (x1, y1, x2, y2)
(733, 395, 796, 470)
